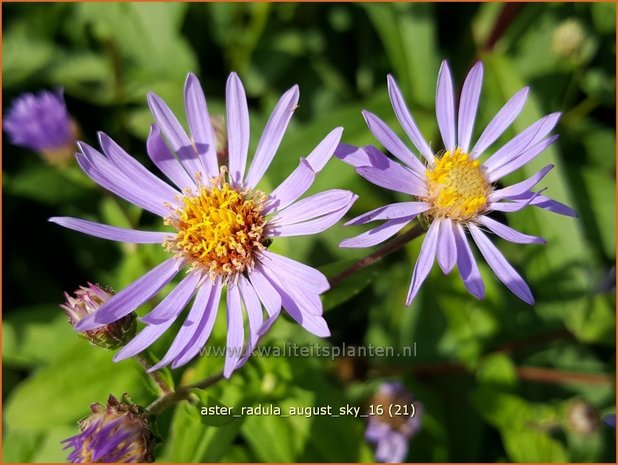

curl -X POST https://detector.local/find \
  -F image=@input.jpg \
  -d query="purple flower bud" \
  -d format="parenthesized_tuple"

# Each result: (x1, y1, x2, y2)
(62, 394, 160, 463)
(365, 382, 423, 463)
(210, 114, 228, 164)
(3, 89, 77, 164)
(61, 283, 136, 350)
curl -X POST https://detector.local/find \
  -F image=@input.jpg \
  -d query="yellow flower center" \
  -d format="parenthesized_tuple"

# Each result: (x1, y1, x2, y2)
(166, 171, 266, 278)
(425, 148, 490, 222)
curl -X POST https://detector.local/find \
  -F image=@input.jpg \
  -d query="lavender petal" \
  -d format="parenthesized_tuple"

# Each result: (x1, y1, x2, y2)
(140, 272, 201, 324)
(479, 216, 546, 244)
(469, 224, 534, 304)
(471, 87, 529, 158)
(436, 218, 457, 274)
(270, 189, 356, 226)
(184, 73, 219, 178)
(362, 110, 425, 176)
(245, 85, 300, 188)
(406, 220, 439, 306)
(305, 127, 344, 172)
(356, 161, 426, 197)
(76, 144, 170, 217)
(454, 224, 485, 299)
(98, 132, 181, 203)
(146, 124, 196, 190)
(268, 193, 357, 237)
(345, 201, 430, 226)
(436, 60, 456, 152)
(248, 267, 282, 318)
(75, 258, 182, 331)
(264, 158, 315, 214)
(482, 112, 561, 170)
(490, 164, 554, 201)
(488, 136, 559, 182)
(259, 264, 330, 337)
(147, 281, 214, 372)
(147, 92, 203, 179)
(113, 319, 175, 361)
(226, 72, 250, 186)
(340, 217, 411, 249)
(387, 74, 434, 163)
(509, 191, 577, 217)
(457, 61, 483, 152)
(237, 275, 264, 366)
(259, 250, 330, 294)
(224, 284, 244, 378)
(49, 217, 172, 243)
(171, 278, 223, 368)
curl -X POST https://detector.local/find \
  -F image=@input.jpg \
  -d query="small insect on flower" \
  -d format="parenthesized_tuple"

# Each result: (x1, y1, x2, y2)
(50, 72, 356, 377)
(3, 89, 78, 164)
(337, 60, 576, 306)
(62, 394, 159, 463)
(366, 382, 423, 463)
(61, 283, 136, 350)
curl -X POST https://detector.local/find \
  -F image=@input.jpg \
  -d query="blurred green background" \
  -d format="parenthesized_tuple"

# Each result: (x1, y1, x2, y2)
(2, 2, 616, 462)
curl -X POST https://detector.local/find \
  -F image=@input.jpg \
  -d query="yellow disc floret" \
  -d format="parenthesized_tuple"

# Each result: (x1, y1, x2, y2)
(425, 148, 490, 222)
(166, 170, 266, 279)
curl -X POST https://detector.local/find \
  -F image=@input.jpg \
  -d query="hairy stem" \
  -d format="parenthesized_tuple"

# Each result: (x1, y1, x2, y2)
(328, 222, 427, 288)
(146, 371, 225, 415)
(135, 354, 173, 395)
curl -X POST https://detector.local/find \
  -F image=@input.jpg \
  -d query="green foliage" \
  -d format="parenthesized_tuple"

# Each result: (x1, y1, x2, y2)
(3, 2, 615, 463)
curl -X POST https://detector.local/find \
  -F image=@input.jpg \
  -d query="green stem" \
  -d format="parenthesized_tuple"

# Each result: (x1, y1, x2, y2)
(145, 371, 225, 415)
(135, 353, 174, 395)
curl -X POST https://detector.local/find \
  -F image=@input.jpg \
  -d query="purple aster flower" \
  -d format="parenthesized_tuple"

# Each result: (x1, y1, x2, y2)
(4, 89, 77, 163)
(62, 394, 159, 463)
(50, 72, 356, 377)
(61, 283, 137, 350)
(337, 61, 576, 306)
(366, 382, 423, 463)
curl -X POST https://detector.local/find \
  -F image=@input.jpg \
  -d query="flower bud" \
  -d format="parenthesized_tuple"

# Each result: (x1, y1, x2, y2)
(565, 400, 599, 436)
(62, 394, 160, 463)
(552, 19, 587, 61)
(365, 381, 423, 463)
(210, 114, 228, 165)
(61, 283, 136, 350)
(3, 89, 78, 165)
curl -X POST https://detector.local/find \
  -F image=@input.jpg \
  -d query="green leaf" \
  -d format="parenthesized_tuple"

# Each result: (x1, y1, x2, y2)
(502, 428, 568, 462)
(471, 387, 568, 461)
(2, 26, 56, 87)
(5, 342, 150, 429)
(2, 305, 73, 368)
(191, 391, 237, 427)
(75, 3, 196, 85)
(320, 258, 378, 312)
(591, 3, 616, 34)
(4, 165, 95, 206)
(161, 387, 245, 462)
(2, 429, 43, 462)
(476, 353, 518, 389)
(49, 52, 115, 104)
(565, 294, 616, 346)
(363, 3, 439, 107)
